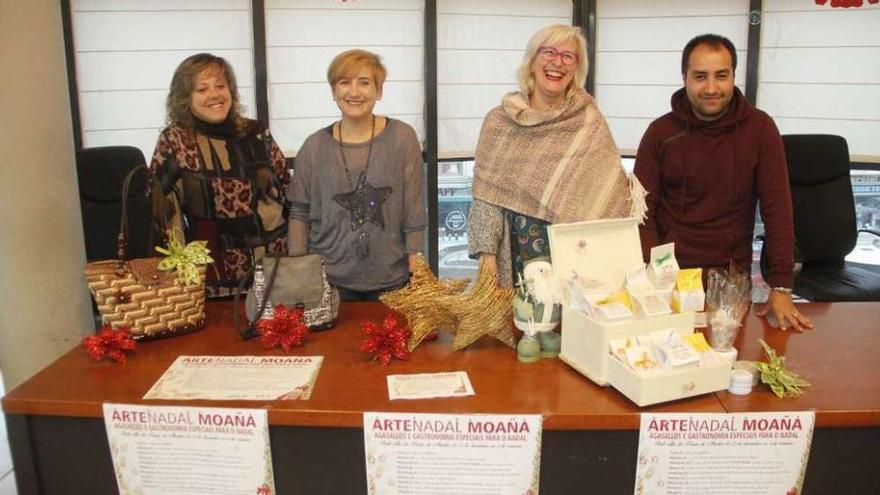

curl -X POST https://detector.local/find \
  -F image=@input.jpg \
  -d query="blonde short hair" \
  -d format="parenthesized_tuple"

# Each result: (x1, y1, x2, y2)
(327, 49, 388, 91)
(516, 25, 589, 97)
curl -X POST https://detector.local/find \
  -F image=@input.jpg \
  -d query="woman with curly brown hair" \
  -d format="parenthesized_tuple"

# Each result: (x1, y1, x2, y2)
(151, 53, 289, 295)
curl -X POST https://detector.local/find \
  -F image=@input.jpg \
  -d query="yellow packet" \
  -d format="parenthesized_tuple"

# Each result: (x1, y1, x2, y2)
(672, 268, 705, 312)
(684, 332, 712, 352)
(598, 289, 633, 310)
(677, 268, 703, 291)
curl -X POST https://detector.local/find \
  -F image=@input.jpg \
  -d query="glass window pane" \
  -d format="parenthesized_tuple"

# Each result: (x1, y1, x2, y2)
(850, 169, 880, 266)
(438, 159, 476, 278)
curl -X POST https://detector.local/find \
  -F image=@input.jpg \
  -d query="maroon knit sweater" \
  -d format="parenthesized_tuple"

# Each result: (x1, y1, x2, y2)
(634, 87, 795, 288)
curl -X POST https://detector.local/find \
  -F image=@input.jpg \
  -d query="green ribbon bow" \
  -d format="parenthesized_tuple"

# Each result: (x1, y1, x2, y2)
(753, 339, 810, 398)
(155, 228, 213, 286)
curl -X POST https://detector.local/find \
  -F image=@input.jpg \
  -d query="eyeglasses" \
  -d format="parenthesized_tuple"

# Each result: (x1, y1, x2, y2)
(537, 46, 578, 66)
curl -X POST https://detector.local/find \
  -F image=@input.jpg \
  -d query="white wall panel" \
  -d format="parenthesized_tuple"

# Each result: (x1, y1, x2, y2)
(762, 10, 880, 47)
(598, 0, 748, 17)
(80, 88, 257, 132)
(775, 118, 877, 158)
(439, 119, 484, 158)
(83, 129, 166, 163)
(604, 118, 653, 155)
(267, 10, 421, 47)
(270, 82, 422, 119)
(268, 46, 422, 83)
(766, 0, 880, 11)
(597, 51, 748, 86)
(759, 84, 880, 121)
(270, 117, 336, 158)
(74, 11, 251, 51)
(268, 0, 418, 9)
(437, 0, 571, 157)
(271, 113, 425, 159)
(597, 17, 748, 52)
(266, 1, 424, 154)
(595, 0, 750, 152)
(758, 2, 880, 159)
(439, 0, 570, 17)
(76, 50, 254, 91)
(596, 85, 676, 120)
(438, 14, 568, 50)
(79, 90, 167, 131)
(75, 0, 246, 10)
(438, 84, 518, 119)
(760, 47, 880, 84)
(71, 1, 255, 161)
(438, 51, 523, 85)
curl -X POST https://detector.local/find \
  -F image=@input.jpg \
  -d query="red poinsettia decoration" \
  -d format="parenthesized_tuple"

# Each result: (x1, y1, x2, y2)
(82, 324, 137, 363)
(255, 305, 309, 352)
(815, 0, 877, 7)
(360, 314, 412, 365)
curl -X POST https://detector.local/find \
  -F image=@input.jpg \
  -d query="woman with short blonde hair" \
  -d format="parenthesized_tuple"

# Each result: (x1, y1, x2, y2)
(327, 49, 388, 91)
(288, 49, 426, 301)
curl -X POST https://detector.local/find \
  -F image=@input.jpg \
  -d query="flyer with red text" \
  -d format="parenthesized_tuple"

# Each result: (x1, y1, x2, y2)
(364, 412, 542, 495)
(142, 355, 322, 400)
(104, 404, 275, 495)
(635, 412, 815, 495)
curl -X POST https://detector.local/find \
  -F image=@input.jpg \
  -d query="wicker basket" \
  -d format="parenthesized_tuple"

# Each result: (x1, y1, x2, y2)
(85, 259, 206, 340)
(83, 164, 206, 340)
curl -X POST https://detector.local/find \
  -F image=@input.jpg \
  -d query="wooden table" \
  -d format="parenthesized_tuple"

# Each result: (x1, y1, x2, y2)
(3, 301, 878, 494)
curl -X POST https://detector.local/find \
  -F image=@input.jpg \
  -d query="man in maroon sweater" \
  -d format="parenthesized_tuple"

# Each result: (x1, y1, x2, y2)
(634, 34, 812, 331)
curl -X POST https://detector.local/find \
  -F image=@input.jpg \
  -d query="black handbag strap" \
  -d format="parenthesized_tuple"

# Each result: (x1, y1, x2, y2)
(233, 252, 283, 340)
(113, 164, 158, 275)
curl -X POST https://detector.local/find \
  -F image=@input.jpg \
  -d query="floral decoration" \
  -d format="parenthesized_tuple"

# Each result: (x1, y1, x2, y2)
(82, 324, 137, 363)
(255, 305, 309, 352)
(360, 314, 412, 365)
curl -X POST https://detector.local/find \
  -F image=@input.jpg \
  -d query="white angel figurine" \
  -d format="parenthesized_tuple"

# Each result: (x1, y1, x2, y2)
(513, 257, 563, 358)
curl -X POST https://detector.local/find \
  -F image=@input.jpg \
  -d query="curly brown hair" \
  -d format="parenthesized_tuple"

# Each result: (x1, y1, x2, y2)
(165, 53, 248, 135)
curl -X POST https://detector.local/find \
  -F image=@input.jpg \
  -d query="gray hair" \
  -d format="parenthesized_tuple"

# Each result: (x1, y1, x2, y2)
(516, 25, 589, 97)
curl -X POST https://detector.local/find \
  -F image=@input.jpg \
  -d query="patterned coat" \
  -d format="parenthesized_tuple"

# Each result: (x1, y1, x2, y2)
(150, 119, 288, 292)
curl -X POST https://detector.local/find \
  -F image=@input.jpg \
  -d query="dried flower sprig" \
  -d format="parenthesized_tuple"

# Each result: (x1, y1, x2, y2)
(753, 339, 810, 398)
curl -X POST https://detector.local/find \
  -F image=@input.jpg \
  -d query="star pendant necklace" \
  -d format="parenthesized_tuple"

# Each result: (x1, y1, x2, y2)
(332, 115, 392, 259)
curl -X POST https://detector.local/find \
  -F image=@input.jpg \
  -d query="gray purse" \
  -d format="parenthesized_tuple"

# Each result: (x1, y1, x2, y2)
(236, 253, 339, 339)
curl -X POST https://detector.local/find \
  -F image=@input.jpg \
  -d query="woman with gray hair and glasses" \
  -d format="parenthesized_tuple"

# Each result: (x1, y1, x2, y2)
(467, 25, 644, 352)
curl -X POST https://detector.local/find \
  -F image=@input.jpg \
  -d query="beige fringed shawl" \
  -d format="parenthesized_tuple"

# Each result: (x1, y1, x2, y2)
(472, 89, 636, 223)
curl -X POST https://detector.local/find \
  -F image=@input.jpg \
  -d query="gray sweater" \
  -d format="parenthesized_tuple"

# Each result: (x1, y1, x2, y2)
(287, 118, 426, 291)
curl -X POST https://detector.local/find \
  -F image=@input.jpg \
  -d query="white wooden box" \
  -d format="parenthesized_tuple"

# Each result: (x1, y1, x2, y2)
(606, 355, 732, 407)
(548, 218, 729, 405)
(558, 307, 694, 386)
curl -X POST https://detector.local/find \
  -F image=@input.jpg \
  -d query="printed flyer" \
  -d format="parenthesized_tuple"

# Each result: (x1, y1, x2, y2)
(386, 371, 475, 400)
(103, 404, 275, 495)
(142, 355, 322, 400)
(635, 411, 815, 495)
(363, 412, 542, 495)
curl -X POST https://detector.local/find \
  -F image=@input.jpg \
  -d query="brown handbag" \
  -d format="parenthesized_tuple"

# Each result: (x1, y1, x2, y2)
(84, 165, 207, 340)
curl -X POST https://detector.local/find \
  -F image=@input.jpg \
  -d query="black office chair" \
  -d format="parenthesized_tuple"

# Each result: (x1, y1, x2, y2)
(76, 146, 153, 262)
(779, 134, 880, 301)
